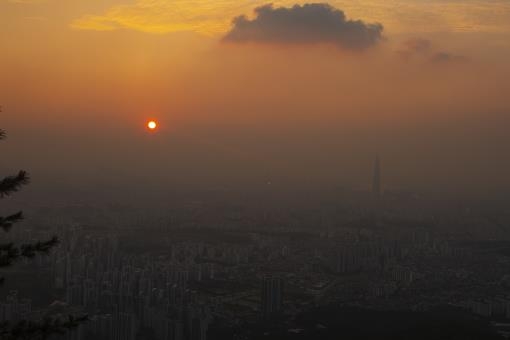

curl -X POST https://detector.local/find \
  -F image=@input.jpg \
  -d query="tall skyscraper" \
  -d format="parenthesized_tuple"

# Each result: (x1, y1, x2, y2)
(372, 155, 381, 197)
(261, 276, 284, 319)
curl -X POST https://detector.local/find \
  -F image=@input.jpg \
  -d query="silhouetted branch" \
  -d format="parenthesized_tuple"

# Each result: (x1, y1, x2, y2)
(0, 111, 86, 339)
(0, 106, 5, 140)
(0, 211, 24, 232)
(0, 237, 59, 268)
(0, 237, 59, 286)
(0, 315, 89, 340)
(0, 171, 30, 198)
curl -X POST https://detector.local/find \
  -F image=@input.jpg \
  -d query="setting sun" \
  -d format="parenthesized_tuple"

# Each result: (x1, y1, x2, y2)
(147, 120, 157, 130)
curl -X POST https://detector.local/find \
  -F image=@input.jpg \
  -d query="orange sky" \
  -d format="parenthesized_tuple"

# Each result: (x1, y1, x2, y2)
(1, 0, 510, 195)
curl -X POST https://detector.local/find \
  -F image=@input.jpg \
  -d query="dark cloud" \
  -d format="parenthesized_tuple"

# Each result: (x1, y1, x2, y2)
(430, 52, 468, 63)
(223, 3, 384, 50)
(397, 38, 468, 63)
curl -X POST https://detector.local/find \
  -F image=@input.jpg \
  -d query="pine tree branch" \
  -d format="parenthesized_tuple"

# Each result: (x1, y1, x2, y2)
(0, 211, 24, 232)
(0, 315, 89, 340)
(0, 237, 59, 268)
(0, 112, 85, 340)
(0, 171, 30, 198)
(0, 106, 6, 140)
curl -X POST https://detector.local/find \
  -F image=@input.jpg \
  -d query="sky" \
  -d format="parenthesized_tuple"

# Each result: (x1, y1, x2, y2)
(1, 0, 510, 200)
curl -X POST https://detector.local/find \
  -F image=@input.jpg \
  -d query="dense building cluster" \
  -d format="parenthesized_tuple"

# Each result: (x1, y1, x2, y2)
(2, 190, 510, 339)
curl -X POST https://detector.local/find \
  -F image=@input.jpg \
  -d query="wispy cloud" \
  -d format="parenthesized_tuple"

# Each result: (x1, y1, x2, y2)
(71, 0, 260, 35)
(430, 52, 468, 64)
(70, 0, 510, 35)
(397, 38, 468, 64)
(7, 0, 46, 3)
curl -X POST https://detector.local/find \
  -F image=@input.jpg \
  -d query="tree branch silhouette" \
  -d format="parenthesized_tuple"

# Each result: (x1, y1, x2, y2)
(1, 107, 87, 338)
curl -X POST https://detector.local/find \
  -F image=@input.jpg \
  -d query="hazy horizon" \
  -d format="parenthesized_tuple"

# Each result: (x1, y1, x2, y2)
(2, 0, 510, 201)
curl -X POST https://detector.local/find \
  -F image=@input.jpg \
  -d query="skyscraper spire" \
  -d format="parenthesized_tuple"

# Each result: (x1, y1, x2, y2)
(372, 155, 381, 197)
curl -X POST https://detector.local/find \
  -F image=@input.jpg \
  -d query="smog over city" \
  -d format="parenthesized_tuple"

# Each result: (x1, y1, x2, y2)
(1, 1, 510, 339)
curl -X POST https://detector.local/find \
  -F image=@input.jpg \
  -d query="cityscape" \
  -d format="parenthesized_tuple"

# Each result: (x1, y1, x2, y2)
(2, 159, 510, 339)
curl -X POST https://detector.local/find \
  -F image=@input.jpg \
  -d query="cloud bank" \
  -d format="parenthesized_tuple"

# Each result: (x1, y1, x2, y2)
(223, 3, 384, 50)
